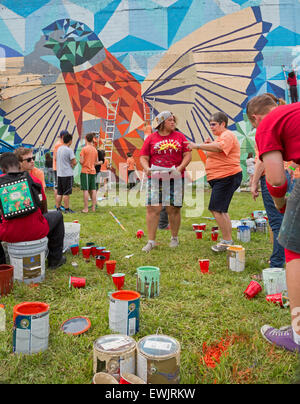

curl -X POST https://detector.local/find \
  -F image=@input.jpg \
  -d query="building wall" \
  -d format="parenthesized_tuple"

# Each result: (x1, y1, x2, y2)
(0, 0, 299, 181)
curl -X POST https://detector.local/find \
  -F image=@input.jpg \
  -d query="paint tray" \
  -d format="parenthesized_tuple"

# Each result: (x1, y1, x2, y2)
(61, 316, 91, 335)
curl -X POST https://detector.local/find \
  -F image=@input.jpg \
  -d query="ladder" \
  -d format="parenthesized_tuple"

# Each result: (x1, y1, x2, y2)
(103, 99, 119, 165)
(281, 65, 291, 103)
(140, 98, 156, 190)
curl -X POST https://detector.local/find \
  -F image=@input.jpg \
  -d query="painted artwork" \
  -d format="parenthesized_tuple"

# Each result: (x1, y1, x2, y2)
(0, 0, 299, 182)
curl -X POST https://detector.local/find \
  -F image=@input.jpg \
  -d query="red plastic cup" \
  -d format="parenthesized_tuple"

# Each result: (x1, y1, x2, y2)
(195, 230, 203, 239)
(73, 220, 79, 223)
(266, 293, 283, 307)
(112, 273, 125, 290)
(244, 281, 262, 299)
(211, 226, 218, 232)
(91, 246, 99, 257)
(136, 230, 144, 238)
(211, 231, 218, 241)
(70, 244, 79, 256)
(119, 376, 131, 384)
(96, 255, 106, 270)
(192, 224, 199, 230)
(69, 276, 86, 289)
(199, 259, 209, 273)
(96, 247, 106, 256)
(106, 260, 116, 275)
(82, 246, 91, 259)
(102, 250, 111, 261)
(199, 223, 206, 231)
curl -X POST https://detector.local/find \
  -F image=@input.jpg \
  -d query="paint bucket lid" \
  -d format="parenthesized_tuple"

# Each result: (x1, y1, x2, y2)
(111, 290, 140, 301)
(61, 316, 91, 335)
(94, 334, 136, 353)
(227, 245, 244, 251)
(237, 225, 250, 230)
(137, 334, 180, 359)
(137, 266, 160, 273)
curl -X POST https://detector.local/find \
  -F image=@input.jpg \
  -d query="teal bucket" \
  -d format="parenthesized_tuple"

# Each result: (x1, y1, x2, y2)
(262, 268, 287, 295)
(136, 266, 160, 298)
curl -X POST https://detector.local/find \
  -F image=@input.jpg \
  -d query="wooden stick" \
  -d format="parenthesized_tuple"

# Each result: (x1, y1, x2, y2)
(109, 211, 127, 231)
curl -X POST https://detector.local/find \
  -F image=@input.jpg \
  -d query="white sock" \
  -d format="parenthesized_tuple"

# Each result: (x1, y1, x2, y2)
(292, 328, 300, 345)
(222, 239, 233, 244)
(171, 236, 178, 241)
(148, 240, 155, 246)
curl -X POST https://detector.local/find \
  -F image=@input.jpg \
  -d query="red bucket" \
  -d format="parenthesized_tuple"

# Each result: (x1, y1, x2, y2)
(0, 264, 13, 296)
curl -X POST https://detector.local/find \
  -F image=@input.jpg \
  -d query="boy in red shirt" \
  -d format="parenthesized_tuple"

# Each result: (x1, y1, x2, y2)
(247, 95, 300, 353)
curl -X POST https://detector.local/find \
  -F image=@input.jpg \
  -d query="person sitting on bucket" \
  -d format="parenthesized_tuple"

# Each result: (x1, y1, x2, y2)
(0, 152, 66, 270)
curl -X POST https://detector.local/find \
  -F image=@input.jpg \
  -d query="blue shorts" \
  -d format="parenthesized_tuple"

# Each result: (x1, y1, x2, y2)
(278, 178, 300, 254)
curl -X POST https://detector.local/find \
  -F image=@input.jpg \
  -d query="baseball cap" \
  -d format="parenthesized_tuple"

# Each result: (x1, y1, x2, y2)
(152, 111, 173, 129)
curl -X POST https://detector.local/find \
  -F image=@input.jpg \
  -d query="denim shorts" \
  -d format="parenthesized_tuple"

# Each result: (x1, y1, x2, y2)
(278, 178, 300, 253)
(208, 171, 242, 213)
(146, 177, 184, 208)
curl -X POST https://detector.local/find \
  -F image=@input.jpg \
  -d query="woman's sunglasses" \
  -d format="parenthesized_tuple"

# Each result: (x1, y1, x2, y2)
(22, 156, 35, 163)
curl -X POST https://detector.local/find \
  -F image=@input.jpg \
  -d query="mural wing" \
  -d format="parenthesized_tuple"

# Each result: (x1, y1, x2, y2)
(0, 75, 79, 150)
(142, 7, 271, 142)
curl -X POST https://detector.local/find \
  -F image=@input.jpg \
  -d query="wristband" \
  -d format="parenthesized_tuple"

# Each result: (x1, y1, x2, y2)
(266, 178, 288, 198)
(279, 204, 286, 214)
(289, 166, 296, 171)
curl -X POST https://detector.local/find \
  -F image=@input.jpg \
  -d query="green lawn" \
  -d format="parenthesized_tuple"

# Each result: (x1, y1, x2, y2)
(0, 187, 299, 384)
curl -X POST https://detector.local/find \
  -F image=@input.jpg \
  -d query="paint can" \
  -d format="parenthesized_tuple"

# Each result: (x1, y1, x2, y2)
(13, 302, 49, 354)
(252, 210, 266, 219)
(237, 225, 251, 242)
(262, 268, 287, 295)
(93, 334, 137, 381)
(255, 218, 268, 234)
(227, 245, 245, 272)
(7, 237, 48, 284)
(240, 219, 256, 232)
(109, 290, 140, 336)
(63, 222, 80, 251)
(92, 372, 119, 384)
(0, 264, 13, 296)
(136, 266, 160, 298)
(137, 334, 181, 384)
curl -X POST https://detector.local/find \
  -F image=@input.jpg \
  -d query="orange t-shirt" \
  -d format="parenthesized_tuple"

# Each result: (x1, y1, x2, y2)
(80, 144, 98, 174)
(30, 167, 46, 189)
(53, 139, 63, 171)
(101, 159, 109, 172)
(127, 157, 135, 171)
(205, 130, 241, 181)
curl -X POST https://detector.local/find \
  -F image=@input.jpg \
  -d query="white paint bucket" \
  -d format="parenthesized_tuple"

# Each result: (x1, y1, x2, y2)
(262, 268, 287, 295)
(93, 334, 136, 382)
(63, 222, 80, 251)
(255, 218, 268, 233)
(7, 237, 48, 284)
(13, 302, 49, 354)
(137, 334, 181, 384)
(109, 290, 140, 336)
(227, 245, 245, 272)
(237, 226, 251, 242)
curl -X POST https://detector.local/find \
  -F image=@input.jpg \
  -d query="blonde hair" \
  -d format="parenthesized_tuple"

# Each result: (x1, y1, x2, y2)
(265, 93, 286, 105)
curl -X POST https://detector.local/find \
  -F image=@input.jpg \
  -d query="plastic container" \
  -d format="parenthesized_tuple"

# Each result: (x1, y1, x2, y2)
(262, 268, 287, 295)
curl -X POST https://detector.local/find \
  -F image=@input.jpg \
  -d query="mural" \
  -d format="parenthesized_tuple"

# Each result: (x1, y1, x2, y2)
(0, 0, 299, 182)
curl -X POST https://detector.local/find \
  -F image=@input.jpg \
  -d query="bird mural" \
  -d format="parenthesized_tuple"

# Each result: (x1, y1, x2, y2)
(0, 6, 271, 177)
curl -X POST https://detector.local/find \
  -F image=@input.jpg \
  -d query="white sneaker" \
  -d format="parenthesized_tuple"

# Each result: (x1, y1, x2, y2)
(169, 238, 179, 248)
(142, 241, 156, 253)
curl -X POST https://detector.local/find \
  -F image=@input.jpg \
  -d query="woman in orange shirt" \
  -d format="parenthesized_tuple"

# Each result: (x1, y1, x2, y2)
(126, 152, 136, 189)
(187, 112, 242, 252)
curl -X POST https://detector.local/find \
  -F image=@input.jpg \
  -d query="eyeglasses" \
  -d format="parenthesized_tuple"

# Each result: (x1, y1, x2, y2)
(22, 156, 35, 163)
(209, 122, 218, 127)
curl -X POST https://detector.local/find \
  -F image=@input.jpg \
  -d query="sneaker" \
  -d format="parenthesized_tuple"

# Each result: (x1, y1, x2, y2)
(211, 240, 233, 252)
(64, 208, 75, 214)
(260, 325, 300, 353)
(48, 256, 66, 270)
(142, 241, 156, 253)
(169, 237, 179, 248)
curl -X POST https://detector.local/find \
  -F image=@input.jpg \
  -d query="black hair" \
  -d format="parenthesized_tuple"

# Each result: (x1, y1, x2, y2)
(127, 152, 132, 157)
(60, 130, 69, 138)
(0, 152, 20, 173)
(63, 133, 73, 144)
(86, 133, 94, 143)
(288, 71, 295, 78)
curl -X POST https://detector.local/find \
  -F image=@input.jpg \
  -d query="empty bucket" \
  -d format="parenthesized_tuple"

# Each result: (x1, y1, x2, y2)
(262, 268, 287, 295)
(7, 237, 48, 284)
(0, 264, 13, 296)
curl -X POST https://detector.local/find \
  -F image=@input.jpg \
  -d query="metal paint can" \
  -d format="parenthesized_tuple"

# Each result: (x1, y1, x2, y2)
(93, 334, 136, 382)
(227, 245, 245, 272)
(137, 334, 181, 384)
(109, 290, 140, 336)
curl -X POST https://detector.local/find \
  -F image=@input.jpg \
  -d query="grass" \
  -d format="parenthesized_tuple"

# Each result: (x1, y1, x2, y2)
(0, 186, 299, 384)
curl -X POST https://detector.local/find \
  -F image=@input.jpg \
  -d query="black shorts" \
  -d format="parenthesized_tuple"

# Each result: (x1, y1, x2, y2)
(208, 171, 242, 213)
(53, 170, 58, 189)
(57, 176, 74, 196)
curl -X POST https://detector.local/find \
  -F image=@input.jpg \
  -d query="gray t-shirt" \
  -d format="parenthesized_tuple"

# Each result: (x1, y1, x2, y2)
(56, 145, 76, 177)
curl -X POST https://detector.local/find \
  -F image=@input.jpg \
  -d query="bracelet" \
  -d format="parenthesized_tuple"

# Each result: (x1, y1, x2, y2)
(289, 166, 296, 171)
(266, 178, 288, 198)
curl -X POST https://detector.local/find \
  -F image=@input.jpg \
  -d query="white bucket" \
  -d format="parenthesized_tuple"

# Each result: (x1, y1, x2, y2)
(255, 218, 268, 234)
(237, 226, 251, 242)
(262, 268, 287, 295)
(93, 334, 136, 381)
(7, 237, 48, 284)
(63, 222, 80, 251)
